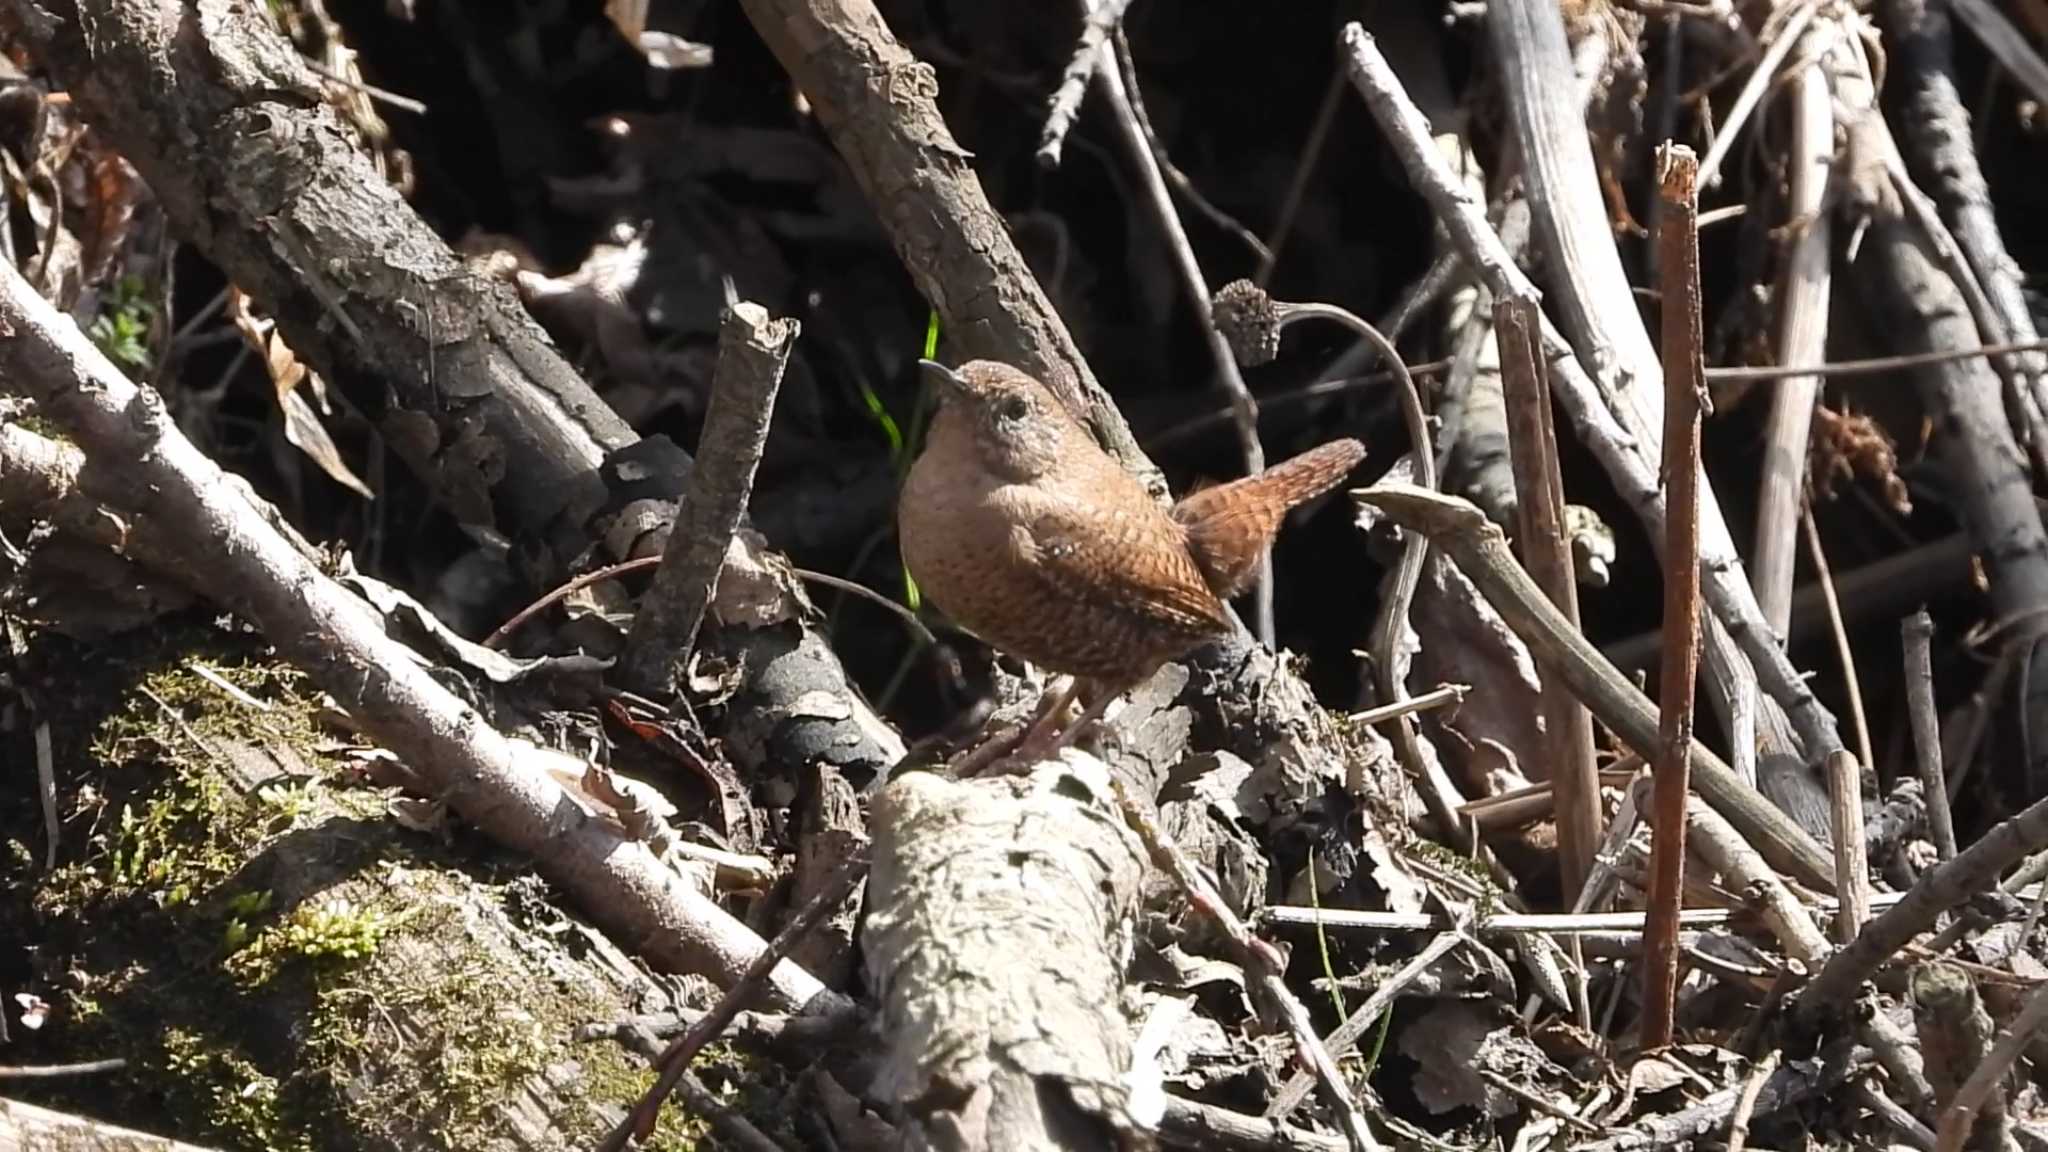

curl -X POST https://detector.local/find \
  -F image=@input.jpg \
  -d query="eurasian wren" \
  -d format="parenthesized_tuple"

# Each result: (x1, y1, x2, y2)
(899, 359, 1365, 748)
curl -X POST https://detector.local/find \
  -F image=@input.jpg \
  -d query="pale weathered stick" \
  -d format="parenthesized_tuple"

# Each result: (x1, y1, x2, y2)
(1496, 294, 1600, 902)
(1904, 610, 1960, 860)
(1340, 23, 1847, 771)
(1685, 799, 1830, 964)
(1795, 791, 2048, 1024)
(1036, 0, 1139, 168)
(1753, 18, 1837, 635)
(1350, 485, 1836, 889)
(1824, 749, 1873, 942)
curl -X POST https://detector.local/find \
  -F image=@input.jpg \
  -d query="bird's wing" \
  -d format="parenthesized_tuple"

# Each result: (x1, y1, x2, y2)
(1004, 488, 1232, 638)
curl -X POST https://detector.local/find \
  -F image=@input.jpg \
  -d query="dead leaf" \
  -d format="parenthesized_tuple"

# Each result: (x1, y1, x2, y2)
(1362, 825, 1427, 916)
(708, 530, 811, 627)
(229, 290, 375, 500)
(1399, 1001, 1511, 1116)
(1625, 1054, 1690, 1096)
(78, 149, 145, 287)
(387, 795, 446, 833)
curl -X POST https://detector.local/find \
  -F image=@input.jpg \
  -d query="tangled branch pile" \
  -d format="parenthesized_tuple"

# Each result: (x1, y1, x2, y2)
(3, 1, 2048, 1150)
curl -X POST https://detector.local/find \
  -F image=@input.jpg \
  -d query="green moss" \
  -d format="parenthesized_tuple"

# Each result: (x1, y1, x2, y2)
(158, 1027, 312, 1152)
(6, 622, 746, 1151)
(226, 895, 414, 987)
(7, 627, 365, 1150)
(292, 908, 620, 1149)
(575, 1047, 712, 1151)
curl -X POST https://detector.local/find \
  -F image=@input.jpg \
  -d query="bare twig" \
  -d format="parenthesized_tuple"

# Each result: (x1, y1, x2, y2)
(488, 556, 934, 654)
(1725, 1049, 1781, 1152)
(1684, 799, 1830, 964)
(1696, 0, 1822, 189)
(1933, 976, 2047, 1152)
(1708, 336, 2048, 381)
(1753, 27, 1835, 635)
(1496, 294, 1600, 902)
(1266, 932, 1465, 1121)
(1348, 485, 1836, 889)
(1345, 683, 1467, 727)
(1905, 610, 1960, 860)
(618, 301, 798, 697)
(1111, 32, 1269, 266)
(1095, 22, 1272, 642)
(1144, 357, 1455, 450)
(1642, 142, 1707, 1054)
(0, 1057, 126, 1079)
(1159, 1096, 1348, 1152)
(1108, 778, 1383, 1152)
(1036, 0, 1139, 168)
(1853, 1079, 1938, 1150)
(672, 1070, 794, 1152)
(607, 857, 868, 1149)
(1459, 768, 1640, 830)
(1795, 790, 2048, 1025)
(302, 58, 428, 115)
(1262, 885, 1919, 936)
(1824, 749, 1873, 942)
(1803, 511, 1874, 777)
(1256, 65, 1345, 285)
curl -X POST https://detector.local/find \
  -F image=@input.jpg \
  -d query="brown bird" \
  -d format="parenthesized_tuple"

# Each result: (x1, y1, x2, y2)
(899, 359, 1365, 756)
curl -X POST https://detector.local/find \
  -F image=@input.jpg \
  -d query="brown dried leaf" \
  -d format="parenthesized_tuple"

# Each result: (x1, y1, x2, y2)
(229, 290, 374, 500)
(78, 149, 145, 287)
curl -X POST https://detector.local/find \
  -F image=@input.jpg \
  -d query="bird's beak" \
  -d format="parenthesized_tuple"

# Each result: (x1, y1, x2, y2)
(918, 359, 967, 400)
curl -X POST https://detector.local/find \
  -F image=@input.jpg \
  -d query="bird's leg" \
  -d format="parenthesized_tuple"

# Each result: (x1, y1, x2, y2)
(1013, 675, 1083, 753)
(948, 674, 1079, 777)
(1044, 690, 1118, 753)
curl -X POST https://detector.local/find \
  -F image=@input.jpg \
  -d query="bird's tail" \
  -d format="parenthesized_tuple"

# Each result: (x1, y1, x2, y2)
(1172, 438, 1366, 600)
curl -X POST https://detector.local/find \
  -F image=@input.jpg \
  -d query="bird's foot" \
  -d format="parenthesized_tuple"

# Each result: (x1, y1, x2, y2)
(944, 721, 1029, 778)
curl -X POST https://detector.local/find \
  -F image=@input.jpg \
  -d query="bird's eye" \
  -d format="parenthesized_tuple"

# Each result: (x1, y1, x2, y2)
(997, 394, 1029, 421)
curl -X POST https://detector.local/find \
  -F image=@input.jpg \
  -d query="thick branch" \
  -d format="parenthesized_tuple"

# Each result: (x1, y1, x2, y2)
(734, 0, 1158, 487)
(619, 302, 798, 696)
(0, 257, 837, 1013)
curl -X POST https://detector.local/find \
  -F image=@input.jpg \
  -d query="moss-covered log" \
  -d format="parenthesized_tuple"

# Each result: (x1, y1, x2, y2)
(1, 623, 776, 1151)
